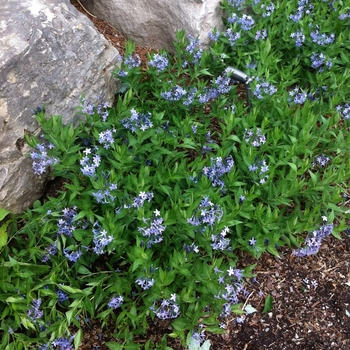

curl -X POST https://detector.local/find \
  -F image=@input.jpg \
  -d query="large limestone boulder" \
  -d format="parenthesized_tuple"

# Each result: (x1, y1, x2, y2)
(0, 0, 120, 214)
(81, 0, 224, 52)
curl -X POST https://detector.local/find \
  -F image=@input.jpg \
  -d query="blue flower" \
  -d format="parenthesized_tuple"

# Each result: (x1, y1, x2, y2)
(208, 30, 220, 42)
(30, 143, 59, 175)
(63, 248, 82, 263)
(27, 298, 43, 322)
(224, 28, 241, 46)
(261, 3, 275, 17)
(255, 29, 267, 40)
(312, 154, 330, 167)
(108, 295, 124, 309)
(121, 109, 153, 132)
(57, 207, 77, 237)
(56, 289, 69, 303)
(92, 223, 114, 255)
(310, 52, 332, 72)
(253, 80, 277, 99)
(243, 128, 266, 147)
(211, 227, 231, 251)
(150, 296, 180, 320)
(238, 14, 255, 30)
(290, 30, 305, 47)
(203, 156, 234, 188)
(138, 217, 166, 248)
(135, 277, 155, 290)
(249, 237, 257, 246)
(188, 197, 223, 229)
(288, 86, 307, 104)
(51, 336, 74, 350)
(98, 129, 115, 149)
(124, 54, 141, 69)
(161, 85, 187, 101)
(310, 30, 335, 46)
(148, 53, 169, 72)
(292, 223, 333, 257)
(336, 103, 350, 119)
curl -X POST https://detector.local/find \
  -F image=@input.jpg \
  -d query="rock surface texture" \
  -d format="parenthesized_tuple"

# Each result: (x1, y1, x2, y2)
(0, 0, 120, 214)
(81, 0, 224, 52)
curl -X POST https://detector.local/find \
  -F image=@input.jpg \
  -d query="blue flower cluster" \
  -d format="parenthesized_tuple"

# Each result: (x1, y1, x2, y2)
(57, 207, 77, 237)
(224, 28, 241, 46)
(243, 128, 266, 147)
(98, 129, 115, 149)
(227, 0, 245, 9)
(30, 143, 58, 175)
(253, 80, 277, 99)
(238, 14, 255, 30)
(188, 197, 223, 229)
(121, 108, 153, 132)
(92, 188, 116, 204)
(183, 242, 199, 254)
(63, 248, 82, 263)
(27, 298, 43, 322)
(203, 156, 234, 188)
(289, 0, 314, 22)
(213, 266, 248, 317)
(148, 53, 169, 72)
(161, 85, 187, 101)
(255, 29, 267, 40)
(310, 52, 332, 72)
(292, 222, 334, 256)
(124, 54, 141, 69)
(92, 222, 114, 255)
(310, 29, 335, 46)
(80, 147, 101, 177)
(150, 294, 180, 320)
(186, 35, 203, 63)
(42, 242, 58, 262)
(108, 295, 124, 309)
(339, 11, 350, 20)
(208, 30, 220, 42)
(51, 336, 74, 350)
(288, 86, 307, 104)
(56, 288, 69, 303)
(138, 216, 166, 248)
(132, 191, 154, 209)
(211, 227, 231, 251)
(183, 87, 197, 106)
(135, 276, 155, 290)
(81, 98, 109, 122)
(336, 103, 350, 119)
(249, 159, 269, 184)
(312, 154, 330, 167)
(290, 29, 305, 47)
(261, 3, 275, 17)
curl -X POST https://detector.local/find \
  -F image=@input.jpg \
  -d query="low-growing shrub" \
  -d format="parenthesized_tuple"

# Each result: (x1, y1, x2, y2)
(1, 0, 350, 348)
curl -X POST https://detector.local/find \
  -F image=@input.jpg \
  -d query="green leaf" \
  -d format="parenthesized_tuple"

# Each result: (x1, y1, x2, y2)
(244, 304, 257, 315)
(0, 208, 11, 221)
(0, 221, 9, 249)
(105, 342, 123, 350)
(262, 294, 273, 313)
(77, 266, 92, 275)
(74, 329, 83, 350)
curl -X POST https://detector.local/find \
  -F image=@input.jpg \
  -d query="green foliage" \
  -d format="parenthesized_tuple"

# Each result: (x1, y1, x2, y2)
(1, 1, 350, 348)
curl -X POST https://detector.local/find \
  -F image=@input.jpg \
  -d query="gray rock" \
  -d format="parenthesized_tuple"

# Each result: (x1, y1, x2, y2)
(81, 0, 224, 52)
(0, 0, 120, 214)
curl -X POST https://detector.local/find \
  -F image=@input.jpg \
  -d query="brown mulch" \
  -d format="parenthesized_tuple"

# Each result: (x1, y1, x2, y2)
(67, 2, 350, 349)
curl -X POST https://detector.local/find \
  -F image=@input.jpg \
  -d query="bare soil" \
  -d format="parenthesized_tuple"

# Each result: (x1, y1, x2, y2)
(67, 2, 350, 349)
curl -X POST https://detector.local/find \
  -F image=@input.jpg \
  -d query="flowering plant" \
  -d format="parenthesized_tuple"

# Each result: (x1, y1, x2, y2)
(1, 0, 350, 349)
